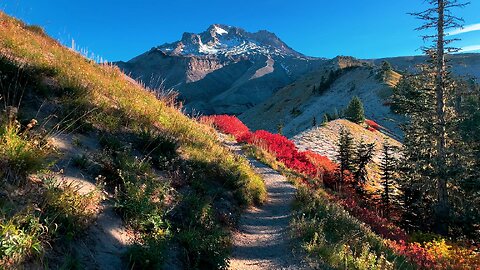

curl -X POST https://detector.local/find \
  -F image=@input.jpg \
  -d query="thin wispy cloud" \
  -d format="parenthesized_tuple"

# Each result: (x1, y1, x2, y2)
(448, 23, 480, 36)
(461, 45, 480, 52)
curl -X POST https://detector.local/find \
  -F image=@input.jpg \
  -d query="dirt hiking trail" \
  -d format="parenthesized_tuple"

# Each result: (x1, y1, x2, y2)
(222, 138, 310, 270)
(52, 133, 132, 269)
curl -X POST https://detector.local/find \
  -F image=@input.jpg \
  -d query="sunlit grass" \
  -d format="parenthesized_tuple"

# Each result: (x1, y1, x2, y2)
(0, 11, 265, 206)
(0, 11, 268, 268)
(0, 173, 101, 268)
(0, 121, 48, 184)
(292, 187, 415, 270)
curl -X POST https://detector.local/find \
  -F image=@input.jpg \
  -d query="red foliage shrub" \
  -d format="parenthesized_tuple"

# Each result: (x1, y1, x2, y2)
(365, 119, 380, 131)
(304, 151, 338, 186)
(338, 197, 409, 242)
(387, 240, 436, 269)
(205, 116, 338, 186)
(248, 130, 312, 173)
(247, 130, 339, 183)
(236, 131, 253, 143)
(204, 115, 251, 142)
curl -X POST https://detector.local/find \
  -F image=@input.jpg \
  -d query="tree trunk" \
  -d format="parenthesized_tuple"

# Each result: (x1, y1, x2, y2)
(434, 0, 450, 235)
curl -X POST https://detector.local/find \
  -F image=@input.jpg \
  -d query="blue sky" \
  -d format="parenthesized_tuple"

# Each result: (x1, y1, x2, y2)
(2, 0, 479, 61)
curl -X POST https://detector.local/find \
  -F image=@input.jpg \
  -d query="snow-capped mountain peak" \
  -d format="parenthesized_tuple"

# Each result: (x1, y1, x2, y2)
(156, 24, 303, 58)
(213, 25, 228, 35)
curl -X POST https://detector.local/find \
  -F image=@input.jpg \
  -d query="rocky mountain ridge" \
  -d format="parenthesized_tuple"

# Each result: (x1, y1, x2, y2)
(115, 24, 326, 114)
(157, 24, 305, 58)
(115, 25, 480, 133)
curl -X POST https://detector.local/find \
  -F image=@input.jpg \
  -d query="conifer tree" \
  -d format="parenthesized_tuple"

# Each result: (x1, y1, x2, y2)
(406, 0, 468, 235)
(336, 128, 355, 190)
(345, 96, 365, 124)
(457, 92, 480, 238)
(379, 140, 399, 218)
(353, 139, 376, 193)
(394, 72, 439, 232)
(332, 108, 340, 120)
(380, 61, 394, 82)
(381, 60, 393, 72)
(277, 123, 284, 135)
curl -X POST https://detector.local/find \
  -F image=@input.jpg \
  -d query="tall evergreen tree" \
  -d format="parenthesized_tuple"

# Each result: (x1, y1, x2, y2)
(394, 73, 437, 231)
(336, 128, 355, 190)
(345, 96, 365, 124)
(321, 113, 329, 126)
(332, 108, 340, 120)
(407, 0, 468, 235)
(457, 93, 480, 238)
(380, 61, 394, 82)
(381, 61, 393, 72)
(277, 123, 284, 135)
(379, 140, 399, 218)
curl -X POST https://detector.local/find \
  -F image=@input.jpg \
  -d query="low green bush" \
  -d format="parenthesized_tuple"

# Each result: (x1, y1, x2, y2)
(0, 120, 47, 184)
(177, 195, 231, 270)
(0, 212, 46, 266)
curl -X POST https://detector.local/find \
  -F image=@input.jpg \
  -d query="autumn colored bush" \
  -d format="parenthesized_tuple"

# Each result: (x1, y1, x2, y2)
(247, 130, 338, 182)
(385, 238, 480, 270)
(204, 115, 251, 142)
(386, 240, 435, 269)
(205, 116, 338, 186)
(365, 119, 380, 132)
(303, 150, 338, 186)
(424, 239, 480, 270)
(338, 197, 408, 242)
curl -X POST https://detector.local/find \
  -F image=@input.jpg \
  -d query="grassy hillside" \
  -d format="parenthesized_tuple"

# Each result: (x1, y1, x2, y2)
(240, 61, 404, 138)
(0, 12, 265, 269)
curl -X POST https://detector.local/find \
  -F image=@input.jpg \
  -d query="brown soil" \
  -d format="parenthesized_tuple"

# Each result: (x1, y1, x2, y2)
(51, 133, 132, 269)
(222, 138, 310, 270)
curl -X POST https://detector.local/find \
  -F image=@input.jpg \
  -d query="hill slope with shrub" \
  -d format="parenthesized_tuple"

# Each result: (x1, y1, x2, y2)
(0, 12, 265, 269)
(240, 61, 405, 138)
(292, 119, 402, 189)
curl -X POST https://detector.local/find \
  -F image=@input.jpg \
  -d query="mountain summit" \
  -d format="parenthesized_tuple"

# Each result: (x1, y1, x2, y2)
(115, 24, 480, 117)
(116, 25, 325, 114)
(156, 24, 304, 58)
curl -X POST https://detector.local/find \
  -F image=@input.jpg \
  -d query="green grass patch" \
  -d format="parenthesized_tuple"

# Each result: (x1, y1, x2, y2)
(0, 211, 46, 267)
(291, 187, 415, 270)
(0, 121, 48, 184)
(0, 173, 101, 268)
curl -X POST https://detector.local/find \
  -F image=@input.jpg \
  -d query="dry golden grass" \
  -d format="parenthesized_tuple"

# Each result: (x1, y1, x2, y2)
(0, 11, 265, 205)
(0, 12, 267, 269)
